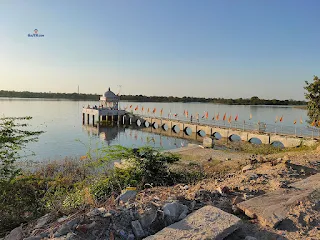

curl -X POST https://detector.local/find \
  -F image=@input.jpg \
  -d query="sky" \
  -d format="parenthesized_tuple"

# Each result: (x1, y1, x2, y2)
(0, 0, 319, 100)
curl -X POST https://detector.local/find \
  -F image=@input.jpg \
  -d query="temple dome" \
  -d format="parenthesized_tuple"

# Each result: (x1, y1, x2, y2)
(103, 87, 118, 100)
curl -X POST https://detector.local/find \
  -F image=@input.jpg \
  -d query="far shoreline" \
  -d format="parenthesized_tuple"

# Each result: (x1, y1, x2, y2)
(0, 97, 308, 107)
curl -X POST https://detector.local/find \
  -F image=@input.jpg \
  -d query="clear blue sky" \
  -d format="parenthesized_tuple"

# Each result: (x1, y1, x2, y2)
(0, 0, 319, 100)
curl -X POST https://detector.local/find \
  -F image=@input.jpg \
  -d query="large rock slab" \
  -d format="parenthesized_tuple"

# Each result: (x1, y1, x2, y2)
(4, 226, 23, 240)
(144, 205, 241, 240)
(237, 173, 320, 228)
(203, 137, 213, 148)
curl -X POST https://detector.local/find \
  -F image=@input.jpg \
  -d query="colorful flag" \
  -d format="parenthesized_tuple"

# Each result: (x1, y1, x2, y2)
(293, 120, 297, 124)
(205, 111, 209, 119)
(216, 113, 220, 121)
(235, 114, 238, 121)
(129, 105, 132, 109)
(279, 116, 283, 122)
(212, 116, 215, 120)
(228, 115, 232, 123)
(311, 120, 316, 126)
(174, 113, 178, 117)
(152, 108, 156, 113)
(134, 106, 138, 111)
(186, 110, 188, 118)
(223, 113, 227, 121)
(249, 113, 252, 120)
(160, 108, 163, 116)
(142, 106, 144, 112)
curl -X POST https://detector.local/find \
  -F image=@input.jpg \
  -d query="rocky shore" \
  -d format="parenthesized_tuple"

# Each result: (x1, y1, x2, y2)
(3, 144, 320, 240)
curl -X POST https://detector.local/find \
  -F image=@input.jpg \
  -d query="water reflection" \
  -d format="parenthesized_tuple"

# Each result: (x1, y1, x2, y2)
(82, 124, 190, 150)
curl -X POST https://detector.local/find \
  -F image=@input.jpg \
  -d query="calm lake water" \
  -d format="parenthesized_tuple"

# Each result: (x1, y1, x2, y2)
(0, 98, 308, 162)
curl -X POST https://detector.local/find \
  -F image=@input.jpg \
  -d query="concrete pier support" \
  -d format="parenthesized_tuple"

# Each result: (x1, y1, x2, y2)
(92, 115, 95, 125)
(82, 113, 85, 124)
(87, 114, 90, 124)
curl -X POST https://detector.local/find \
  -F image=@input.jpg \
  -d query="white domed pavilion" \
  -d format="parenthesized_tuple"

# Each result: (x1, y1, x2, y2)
(100, 87, 119, 110)
(82, 87, 125, 125)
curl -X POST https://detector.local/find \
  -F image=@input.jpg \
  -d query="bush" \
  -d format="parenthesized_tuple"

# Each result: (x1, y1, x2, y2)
(0, 177, 45, 234)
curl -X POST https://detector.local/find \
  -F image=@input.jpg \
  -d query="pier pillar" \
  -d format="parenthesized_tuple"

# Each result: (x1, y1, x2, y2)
(107, 116, 112, 122)
(92, 115, 95, 125)
(102, 115, 106, 121)
(87, 114, 90, 124)
(82, 113, 85, 124)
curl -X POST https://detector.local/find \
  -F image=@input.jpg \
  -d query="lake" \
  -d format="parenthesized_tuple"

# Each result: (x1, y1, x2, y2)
(0, 98, 309, 162)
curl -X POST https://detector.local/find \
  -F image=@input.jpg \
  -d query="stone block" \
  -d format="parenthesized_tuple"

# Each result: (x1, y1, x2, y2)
(131, 220, 145, 239)
(237, 173, 320, 228)
(163, 202, 189, 225)
(4, 227, 23, 240)
(144, 205, 242, 240)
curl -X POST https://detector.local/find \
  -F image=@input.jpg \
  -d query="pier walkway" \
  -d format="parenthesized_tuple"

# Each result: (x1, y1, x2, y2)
(125, 114, 319, 148)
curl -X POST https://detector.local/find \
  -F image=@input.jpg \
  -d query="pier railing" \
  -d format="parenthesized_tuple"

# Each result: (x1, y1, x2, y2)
(131, 114, 320, 139)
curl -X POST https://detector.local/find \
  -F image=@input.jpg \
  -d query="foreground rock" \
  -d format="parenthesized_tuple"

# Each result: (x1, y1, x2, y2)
(144, 205, 242, 240)
(4, 227, 23, 240)
(237, 173, 320, 228)
(203, 137, 213, 148)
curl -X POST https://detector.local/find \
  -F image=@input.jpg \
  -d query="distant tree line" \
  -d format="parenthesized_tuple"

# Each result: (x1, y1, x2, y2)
(0, 90, 99, 100)
(0, 90, 306, 105)
(120, 95, 306, 105)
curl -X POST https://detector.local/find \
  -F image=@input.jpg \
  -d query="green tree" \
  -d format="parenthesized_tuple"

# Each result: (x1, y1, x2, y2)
(0, 117, 43, 181)
(0, 117, 43, 234)
(304, 76, 320, 123)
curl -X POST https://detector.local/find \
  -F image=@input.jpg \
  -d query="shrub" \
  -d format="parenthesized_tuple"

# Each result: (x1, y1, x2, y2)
(0, 177, 45, 234)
